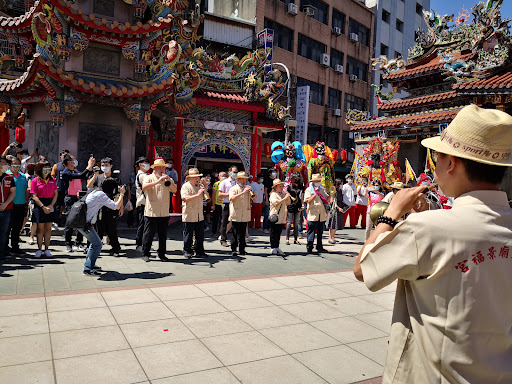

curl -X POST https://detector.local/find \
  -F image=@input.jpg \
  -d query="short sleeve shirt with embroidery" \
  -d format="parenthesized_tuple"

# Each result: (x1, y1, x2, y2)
(30, 177, 57, 199)
(360, 191, 512, 384)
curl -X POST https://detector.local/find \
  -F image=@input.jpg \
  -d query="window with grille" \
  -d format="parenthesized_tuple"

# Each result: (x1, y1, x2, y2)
(298, 34, 326, 63)
(297, 77, 324, 105)
(264, 19, 294, 52)
(348, 19, 370, 46)
(346, 56, 368, 81)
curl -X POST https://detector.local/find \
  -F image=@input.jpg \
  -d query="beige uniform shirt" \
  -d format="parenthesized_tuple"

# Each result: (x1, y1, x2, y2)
(382, 191, 395, 203)
(180, 181, 205, 223)
(360, 191, 512, 384)
(143, 173, 171, 218)
(228, 184, 251, 222)
(304, 186, 328, 222)
(269, 191, 289, 225)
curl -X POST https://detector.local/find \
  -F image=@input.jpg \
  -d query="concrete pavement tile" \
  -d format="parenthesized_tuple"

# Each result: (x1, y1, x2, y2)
(66, 272, 95, 282)
(255, 288, 315, 305)
(151, 367, 240, 384)
(0, 313, 48, 338)
(201, 330, 286, 365)
(0, 297, 46, 317)
(321, 297, 388, 315)
(310, 317, 387, 344)
(354, 311, 393, 334)
(233, 306, 303, 330)
(180, 311, 252, 338)
(101, 288, 159, 306)
(212, 292, 273, 311)
(54, 349, 147, 384)
(0, 361, 55, 384)
(92, 280, 121, 288)
(133, 339, 222, 380)
(18, 274, 43, 284)
(294, 285, 350, 300)
(235, 278, 288, 291)
(48, 307, 116, 332)
(17, 267, 43, 275)
(69, 281, 97, 290)
(195, 281, 250, 296)
(110, 302, 175, 324)
(164, 297, 227, 317)
(43, 278, 71, 288)
(51, 325, 129, 359)
(16, 284, 45, 294)
(359, 293, 396, 310)
(271, 275, 324, 288)
(120, 318, 195, 348)
(293, 345, 383, 384)
(279, 301, 347, 322)
(336, 271, 360, 282)
(151, 285, 207, 301)
(46, 293, 106, 312)
(306, 273, 355, 285)
(331, 282, 374, 296)
(347, 337, 389, 366)
(260, 323, 340, 354)
(228, 355, 327, 384)
(0, 333, 51, 367)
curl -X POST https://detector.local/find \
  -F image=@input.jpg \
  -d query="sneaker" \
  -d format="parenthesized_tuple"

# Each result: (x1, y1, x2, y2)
(183, 252, 193, 259)
(28, 239, 35, 245)
(220, 241, 229, 247)
(51, 223, 58, 230)
(246, 236, 253, 242)
(317, 247, 327, 253)
(112, 252, 120, 257)
(294, 240, 299, 245)
(136, 245, 143, 253)
(142, 256, 150, 262)
(218, 235, 222, 241)
(34, 250, 43, 258)
(72, 245, 80, 252)
(232, 251, 238, 257)
(285, 240, 290, 245)
(76, 244, 86, 252)
(271, 248, 278, 255)
(277, 248, 286, 256)
(92, 266, 103, 271)
(44, 250, 52, 257)
(263, 229, 269, 234)
(83, 269, 102, 276)
(205, 226, 210, 231)
(66, 245, 73, 253)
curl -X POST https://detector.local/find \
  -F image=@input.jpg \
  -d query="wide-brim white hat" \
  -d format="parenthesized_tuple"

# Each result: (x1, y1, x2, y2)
(421, 104, 512, 166)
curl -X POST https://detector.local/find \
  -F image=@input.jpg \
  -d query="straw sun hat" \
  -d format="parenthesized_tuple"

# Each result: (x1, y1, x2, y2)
(150, 158, 169, 169)
(271, 179, 284, 189)
(390, 181, 404, 190)
(186, 168, 203, 179)
(421, 104, 512, 166)
(310, 173, 322, 182)
(235, 171, 249, 179)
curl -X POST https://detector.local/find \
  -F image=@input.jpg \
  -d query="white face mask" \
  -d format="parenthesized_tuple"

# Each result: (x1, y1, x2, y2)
(314, 182, 321, 188)
(73, 160, 78, 167)
(271, 172, 277, 178)
(347, 179, 353, 185)
(101, 166, 111, 173)
(142, 163, 150, 171)
(168, 163, 173, 169)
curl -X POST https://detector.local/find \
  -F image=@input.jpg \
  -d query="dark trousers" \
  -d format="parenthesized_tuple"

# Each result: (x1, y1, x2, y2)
(54, 190, 65, 225)
(0, 211, 12, 259)
(307, 220, 325, 251)
(220, 203, 230, 241)
(270, 223, 283, 249)
(183, 220, 205, 255)
(9, 204, 26, 253)
(97, 208, 120, 253)
(126, 195, 137, 227)
(286, 211, 301, 241)
(231, 221, 247, 254)
(212, 204, 222, 235)
(136, 205, 145, 246)
(142, 216, 168, 257)
(64, 196, 83, 245)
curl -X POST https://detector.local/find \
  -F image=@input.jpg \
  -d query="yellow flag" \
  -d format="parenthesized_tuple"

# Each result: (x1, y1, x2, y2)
(405, 158, 416, 184)
(426, 148, 436, 171)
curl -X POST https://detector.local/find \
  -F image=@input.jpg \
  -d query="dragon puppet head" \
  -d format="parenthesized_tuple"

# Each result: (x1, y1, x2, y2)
(285, 143, 296, 158)
(314, 142, 326, 156)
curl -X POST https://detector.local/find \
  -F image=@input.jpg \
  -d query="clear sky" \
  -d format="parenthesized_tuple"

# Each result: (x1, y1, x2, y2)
(429, 0, 512, 21)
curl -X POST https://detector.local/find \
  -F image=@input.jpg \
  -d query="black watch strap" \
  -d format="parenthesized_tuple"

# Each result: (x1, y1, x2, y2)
(376, 215, 399, 228)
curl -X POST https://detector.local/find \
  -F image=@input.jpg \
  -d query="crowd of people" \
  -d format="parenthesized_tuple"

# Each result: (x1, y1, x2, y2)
(0, 142, 384, 275)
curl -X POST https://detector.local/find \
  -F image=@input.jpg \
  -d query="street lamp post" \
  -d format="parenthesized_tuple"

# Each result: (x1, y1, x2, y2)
(271, 62, 295, 146)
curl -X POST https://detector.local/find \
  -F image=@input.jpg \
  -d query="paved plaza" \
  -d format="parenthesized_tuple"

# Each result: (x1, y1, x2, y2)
(0, 225, 393, 384)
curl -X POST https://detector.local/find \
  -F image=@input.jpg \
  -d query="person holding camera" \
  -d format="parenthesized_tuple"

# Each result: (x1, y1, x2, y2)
(134, 157, 150, 252)
(87, 157, 123, 257)
(141, 158, 177, 262)
(181, 168, 209, 258)
(79, 182, 126, 275)
(269, 179, 291, 256)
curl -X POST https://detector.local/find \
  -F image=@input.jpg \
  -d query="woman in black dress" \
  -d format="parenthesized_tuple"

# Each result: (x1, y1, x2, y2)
(327, 178, 346, 244)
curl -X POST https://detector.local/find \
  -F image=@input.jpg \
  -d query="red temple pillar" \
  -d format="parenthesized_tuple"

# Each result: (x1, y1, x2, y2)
(172, 118, 184, 212)
(257, 134, 263, 174)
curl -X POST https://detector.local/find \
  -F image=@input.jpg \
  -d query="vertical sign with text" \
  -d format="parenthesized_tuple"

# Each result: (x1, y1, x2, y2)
(295, 86, 310, 145)
(258, 28, 274, 72)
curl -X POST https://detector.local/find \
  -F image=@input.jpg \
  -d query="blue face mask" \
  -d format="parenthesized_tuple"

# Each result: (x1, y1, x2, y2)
(258, 178, 263, 183)
(231, 172, 238, 179)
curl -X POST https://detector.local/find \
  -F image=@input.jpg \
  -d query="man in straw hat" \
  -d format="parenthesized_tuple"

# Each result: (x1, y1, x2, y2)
(382, 181, 404, 203)
(141, 158, 177, 262)
(228, 171, 252, 256)
(181, 168, 209, 258)
(354, 105, 512, 383)
(304, 173, 328, 254)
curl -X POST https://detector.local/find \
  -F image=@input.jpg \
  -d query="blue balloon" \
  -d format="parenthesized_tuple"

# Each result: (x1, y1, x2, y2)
(271, 141, 284, 151)
(271, 149, 285, 164)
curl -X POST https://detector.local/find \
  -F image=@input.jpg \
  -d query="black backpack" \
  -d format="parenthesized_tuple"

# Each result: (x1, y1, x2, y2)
(65, 190, 93, 229)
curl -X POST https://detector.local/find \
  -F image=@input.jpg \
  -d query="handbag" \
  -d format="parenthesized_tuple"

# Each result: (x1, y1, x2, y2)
(124, 200, 133, 212)
(269, 204, 282, 224)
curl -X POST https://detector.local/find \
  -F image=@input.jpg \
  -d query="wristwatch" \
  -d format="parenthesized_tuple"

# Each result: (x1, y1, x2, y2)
(376, 216, 399, 228)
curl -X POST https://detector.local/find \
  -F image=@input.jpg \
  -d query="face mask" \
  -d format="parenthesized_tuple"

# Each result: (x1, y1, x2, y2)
(271, 172, 277, 178)
(258, 178, 263, 183)
(168, 164, 173, 169)
(231, 172, 238, 179)
(42, 168, 51, 178)
(347, 179, 353, 185)
(314, 182, 321, 188)
(142, 163, 150, 171)
(74, 160, 78, 167)
(101, 166, 111, 173)
(11, 165, 21, 173)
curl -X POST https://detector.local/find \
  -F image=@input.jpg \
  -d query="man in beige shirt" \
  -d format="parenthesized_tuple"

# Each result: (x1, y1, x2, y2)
(304, 173, 328, 254)
(228, 171, 251, 256)
(141, 158, 177, 262)
(354, 105, 512, 383)
(181, 168, 209, 258)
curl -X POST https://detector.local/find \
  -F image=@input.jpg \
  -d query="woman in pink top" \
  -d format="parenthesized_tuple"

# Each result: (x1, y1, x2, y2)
(30, 162, 58, 258)
(365, 179, 384, 240)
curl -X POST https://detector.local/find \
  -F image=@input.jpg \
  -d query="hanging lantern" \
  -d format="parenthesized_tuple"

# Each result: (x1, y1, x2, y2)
(15, 126, 26, 144)
(331, 150, 339, 162)
(340, 150, 348, 162)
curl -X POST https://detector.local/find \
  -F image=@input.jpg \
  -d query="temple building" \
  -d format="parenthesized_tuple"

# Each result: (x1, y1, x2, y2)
(349, 0, 512, 194)
(0, 0, 287, 204)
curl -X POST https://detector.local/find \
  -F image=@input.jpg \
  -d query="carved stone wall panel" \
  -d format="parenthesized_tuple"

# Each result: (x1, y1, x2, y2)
(78, 123, 121, 174)
(83, 46, 120, 76)
(35, 121, 59, 165)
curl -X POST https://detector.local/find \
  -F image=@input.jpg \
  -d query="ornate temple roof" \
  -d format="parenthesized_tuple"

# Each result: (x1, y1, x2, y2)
(0, 1, 42, 31)
(377, 90, 459, 111)
(454, 69, 512, 93)
(201, 91, 250, 104)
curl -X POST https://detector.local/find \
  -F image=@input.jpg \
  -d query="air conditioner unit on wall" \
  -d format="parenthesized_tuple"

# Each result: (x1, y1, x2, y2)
(349, 74, 358, 82)
(335, 64, 343, 73)
(287, 3, 298, 16)
(349, 33, 359, 42)
(303, 5, 315, 17)
(332, 27, 342, 35)
(321, 53, 330, 67)
(333, 109, 341, 117)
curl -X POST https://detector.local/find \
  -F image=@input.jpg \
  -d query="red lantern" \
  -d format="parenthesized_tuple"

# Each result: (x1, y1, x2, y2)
(263, 143, 271, 157)
(15, 126, 25, 144)
(340, 150, 348, 162)
(331, 150, 338, 162)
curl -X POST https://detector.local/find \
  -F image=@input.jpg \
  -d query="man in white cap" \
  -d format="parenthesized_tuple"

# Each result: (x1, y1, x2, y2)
(181, 168, 209, 258)
(228, 171, 252, 256)
(354, 105, 512, 383)
(141, 158, 177, 262)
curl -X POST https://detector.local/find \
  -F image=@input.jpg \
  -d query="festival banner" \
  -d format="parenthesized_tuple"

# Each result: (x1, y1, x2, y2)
(405, 158, 417, 184)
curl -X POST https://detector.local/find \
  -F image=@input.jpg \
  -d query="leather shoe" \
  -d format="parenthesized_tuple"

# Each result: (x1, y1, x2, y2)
(316, 248, 328, 253)
(159, 255, 169, 261)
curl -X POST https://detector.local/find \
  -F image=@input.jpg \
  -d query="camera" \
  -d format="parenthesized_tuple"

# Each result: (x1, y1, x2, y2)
(92, 166, 101, 173)
(164, 180, 171, 187)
